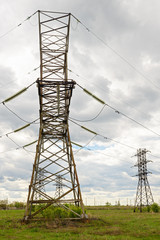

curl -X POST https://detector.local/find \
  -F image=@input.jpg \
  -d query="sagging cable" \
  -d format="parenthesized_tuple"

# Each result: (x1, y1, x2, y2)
(77, 83, 160, 138)
(70, 104, 106, 123)
(73, 135, 97, 155)
(2, 103, 39, 124)
(0, 118, 39, 138)
(70, 119, 136, 150)
(0, 136, 37, 155)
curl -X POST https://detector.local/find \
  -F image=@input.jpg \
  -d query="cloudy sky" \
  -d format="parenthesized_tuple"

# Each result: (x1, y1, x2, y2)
(0, 0, 160, 205)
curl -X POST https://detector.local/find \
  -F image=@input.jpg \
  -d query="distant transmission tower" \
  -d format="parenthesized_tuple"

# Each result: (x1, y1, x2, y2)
(35, 168, 46, 200)
(133, 148, 154, 212)
(24, 10, 84, 221)
(55, 175, 64, 199)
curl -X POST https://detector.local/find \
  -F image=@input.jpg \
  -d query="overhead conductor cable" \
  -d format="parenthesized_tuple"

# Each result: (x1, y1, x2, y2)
(76, 83, 160, 138)
(0, 11, 38, 39)
(71, 14, 160, 91)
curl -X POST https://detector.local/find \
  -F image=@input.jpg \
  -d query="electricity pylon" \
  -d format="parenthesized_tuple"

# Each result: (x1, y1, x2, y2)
(24, 10, 84, 221)
(35, 168, 46, 200)
(133, 148, 154, 212)
(55, 175, 64, 199)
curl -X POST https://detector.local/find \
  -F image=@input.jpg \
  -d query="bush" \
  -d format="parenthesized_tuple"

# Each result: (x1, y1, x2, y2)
(142, 206, 151, 212)
(34, 204, 83, 219)
(68, 205, 83, 218)
(0, 203, 7, 210)
(14, 202, 25, 209)
(0, 200, 8, 210)
(106, 202, 111, 207)
(151, 203, 159, 213)
(134, 205, 151, 212)
(41, 206, 68, 219)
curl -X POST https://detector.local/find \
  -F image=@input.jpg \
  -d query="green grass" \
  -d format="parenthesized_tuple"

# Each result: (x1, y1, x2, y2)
(0, 207, 160, 239)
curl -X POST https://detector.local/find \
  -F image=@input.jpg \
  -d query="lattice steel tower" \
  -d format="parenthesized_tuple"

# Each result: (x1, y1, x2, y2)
(35, 168, 46, 200)
(133, 148, 154, 212)
(24, 10, 84, 220)
(55, 175, 64, 199)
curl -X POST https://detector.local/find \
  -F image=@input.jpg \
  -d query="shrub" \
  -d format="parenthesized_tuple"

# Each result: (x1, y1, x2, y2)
(151, 203, 159, 213)
(0, 200, 8, 210)
(68, 205, 83, 218)
(106, 202, 111, 207)
(34, 204, 83, 219)
(134, 206, 151, 212)
(142, 206, 151, 212)
(0, 203, 7, 210)
(147, 205, 151, 212)
(14, 202, 25, 209)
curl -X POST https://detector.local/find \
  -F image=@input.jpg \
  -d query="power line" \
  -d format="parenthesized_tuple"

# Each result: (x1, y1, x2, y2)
(0, 12, 158, 159)
(69, 118, 136, 150)
(70, 118, 160, 160)
(69, 68, 152, 123)
(1, 135, 37, 155)
(2, 103, 39, 124)
(70, 104, 106, 122)
(73, 135, 97, 154)
(76, 83, 160, 138)
(6, 136, 37, 155)
(72, 136, 133, 165)
(0, 80, 39, 124)
(0, 11, 38, 40)
(70, 69, 160, 159)
(148, 153, 160, 159)
(71, 14, 160, 91)
(0, 119, 39, 139)
(6, 135, 22, 149)
(131, 149, 159, 162)
(75, 144, 134, 165)
(7, 135, 35, 156)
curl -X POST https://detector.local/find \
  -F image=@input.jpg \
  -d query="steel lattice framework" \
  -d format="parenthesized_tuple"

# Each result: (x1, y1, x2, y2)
(55, 175, 64, 199)
(134, 148, 154, 212)
(35, 168, 46, 200)
(24, 10, 84, 221)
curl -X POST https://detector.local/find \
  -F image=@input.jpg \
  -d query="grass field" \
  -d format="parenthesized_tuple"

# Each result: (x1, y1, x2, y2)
(0, 207, 160, 239)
